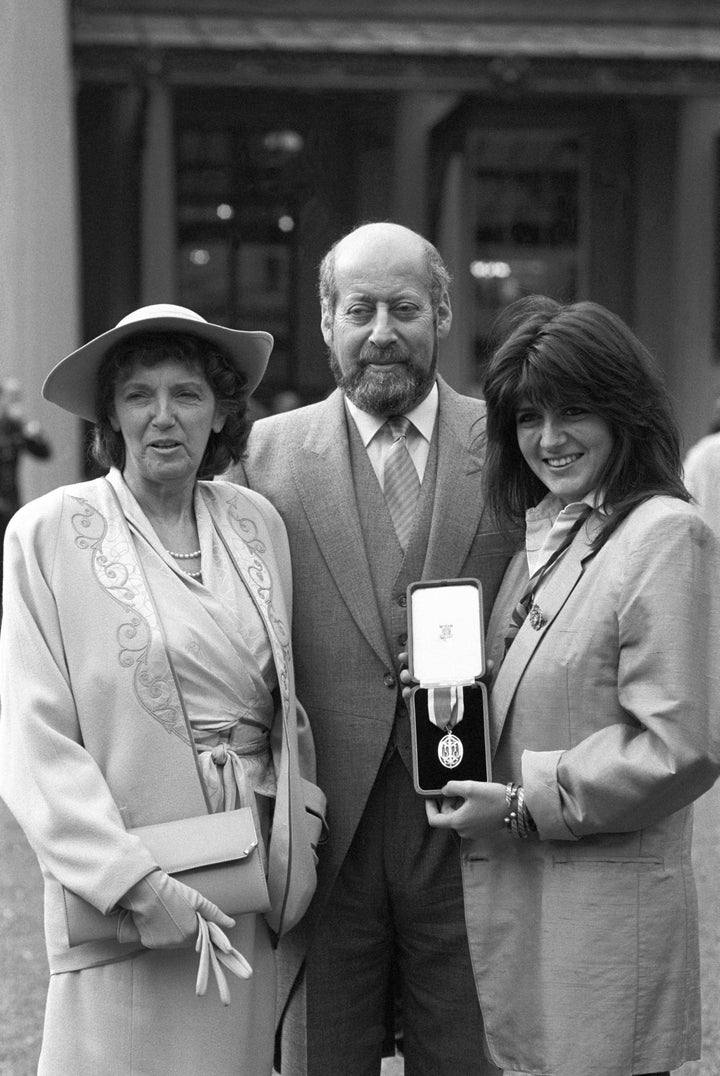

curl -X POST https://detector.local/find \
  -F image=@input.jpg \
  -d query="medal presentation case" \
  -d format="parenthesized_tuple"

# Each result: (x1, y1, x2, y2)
(407, 578, 491, 796)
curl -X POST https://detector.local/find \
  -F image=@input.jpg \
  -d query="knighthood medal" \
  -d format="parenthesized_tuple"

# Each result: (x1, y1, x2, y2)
(428, 686, 465, 769)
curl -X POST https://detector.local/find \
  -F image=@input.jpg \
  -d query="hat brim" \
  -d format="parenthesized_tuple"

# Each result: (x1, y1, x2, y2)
(42, 316, 273, 422)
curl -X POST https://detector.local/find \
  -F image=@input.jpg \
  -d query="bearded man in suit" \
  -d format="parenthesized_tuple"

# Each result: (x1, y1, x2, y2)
(231, 222, 515, 1075)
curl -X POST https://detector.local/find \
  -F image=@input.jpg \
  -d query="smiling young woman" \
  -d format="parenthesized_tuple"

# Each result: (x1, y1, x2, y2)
(426, 295, 720, 1076)
(514, 401, 614, 506)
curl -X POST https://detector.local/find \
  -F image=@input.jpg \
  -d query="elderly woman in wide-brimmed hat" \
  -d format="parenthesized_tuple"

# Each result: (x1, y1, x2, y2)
(0, 305, 325, 1076)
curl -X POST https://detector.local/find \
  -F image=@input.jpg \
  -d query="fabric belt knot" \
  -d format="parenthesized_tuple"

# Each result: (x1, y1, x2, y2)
(211, 743, 229, 765)
(382, 415, 421, 550)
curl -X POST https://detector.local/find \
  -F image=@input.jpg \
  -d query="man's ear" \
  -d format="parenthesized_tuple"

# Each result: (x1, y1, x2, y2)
(320, 303, 334, 348)
(436, 293, 452, 339)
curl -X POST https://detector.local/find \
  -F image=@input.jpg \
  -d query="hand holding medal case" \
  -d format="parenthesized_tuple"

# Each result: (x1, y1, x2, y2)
(407, 578, 492, 795)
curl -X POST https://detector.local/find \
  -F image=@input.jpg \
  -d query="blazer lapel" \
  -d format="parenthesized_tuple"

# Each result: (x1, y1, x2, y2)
(290, 390, 391, 666)
(422, 379, 486, 582)
(490, 522, 597, 753)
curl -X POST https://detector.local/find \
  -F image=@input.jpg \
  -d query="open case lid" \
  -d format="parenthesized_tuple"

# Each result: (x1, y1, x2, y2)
(407, 578, 485, 687)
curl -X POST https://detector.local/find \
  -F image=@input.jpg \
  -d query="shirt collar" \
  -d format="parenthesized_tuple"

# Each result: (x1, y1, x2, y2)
(524, 491, 603, 573)
(344, 382, 438, 447)
(526, 489, 603, 527)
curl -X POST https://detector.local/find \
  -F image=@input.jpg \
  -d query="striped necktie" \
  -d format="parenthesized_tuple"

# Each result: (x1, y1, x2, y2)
(504, 505, 592, 653)
(383, 416, 421, 549)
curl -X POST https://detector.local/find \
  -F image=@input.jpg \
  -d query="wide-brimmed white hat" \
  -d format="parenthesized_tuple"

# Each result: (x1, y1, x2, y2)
(42, 303, 274, 422)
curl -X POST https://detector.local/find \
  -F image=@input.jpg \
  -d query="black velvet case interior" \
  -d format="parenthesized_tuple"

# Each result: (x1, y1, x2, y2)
(409, 684, 490, 795)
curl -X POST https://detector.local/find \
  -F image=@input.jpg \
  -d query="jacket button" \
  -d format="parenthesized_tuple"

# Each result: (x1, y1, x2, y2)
(398, 594, 407, 607)
(398, 633, 407, 647)
(383, 673, 396, 689)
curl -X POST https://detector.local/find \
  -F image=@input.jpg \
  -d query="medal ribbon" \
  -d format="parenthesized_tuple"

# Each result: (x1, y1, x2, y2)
(427, 686, 464, 730)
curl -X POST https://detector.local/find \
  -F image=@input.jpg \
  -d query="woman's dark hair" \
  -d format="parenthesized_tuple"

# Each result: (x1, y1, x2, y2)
(91, 331, 251, 479)
(481, 295, 689, 549)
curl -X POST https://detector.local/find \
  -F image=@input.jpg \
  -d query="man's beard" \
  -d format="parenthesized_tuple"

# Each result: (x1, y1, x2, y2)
(328, 340, 438, 416)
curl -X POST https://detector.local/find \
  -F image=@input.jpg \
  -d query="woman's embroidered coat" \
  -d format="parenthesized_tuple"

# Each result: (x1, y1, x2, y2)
(0, 476, 324, 974)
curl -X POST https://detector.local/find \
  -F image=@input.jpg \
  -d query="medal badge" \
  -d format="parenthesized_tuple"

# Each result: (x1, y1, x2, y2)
(437, 729, 463, 768)
(428, 684, 465, 769)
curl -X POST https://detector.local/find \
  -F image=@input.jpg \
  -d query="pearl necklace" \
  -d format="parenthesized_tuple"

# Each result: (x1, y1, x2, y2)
(166, 548, 202, 579)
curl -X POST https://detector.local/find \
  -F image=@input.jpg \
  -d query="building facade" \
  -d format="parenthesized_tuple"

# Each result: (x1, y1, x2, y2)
(4, 0, 720, 493)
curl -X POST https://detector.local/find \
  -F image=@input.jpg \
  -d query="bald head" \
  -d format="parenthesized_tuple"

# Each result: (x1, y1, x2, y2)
(335, 222, 427, 265)
(318, 221, 452, 416)
(319, 222, 451, 318)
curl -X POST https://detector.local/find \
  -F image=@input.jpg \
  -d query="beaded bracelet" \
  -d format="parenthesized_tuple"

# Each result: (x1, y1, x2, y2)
(504, 781, 520, 838)
(504, 781, 537, 839)
(516, 785, 537, 838)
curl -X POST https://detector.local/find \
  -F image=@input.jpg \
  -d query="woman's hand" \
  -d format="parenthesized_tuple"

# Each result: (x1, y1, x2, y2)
(117, 868, 235, 948)
(425, 781, 508, 840)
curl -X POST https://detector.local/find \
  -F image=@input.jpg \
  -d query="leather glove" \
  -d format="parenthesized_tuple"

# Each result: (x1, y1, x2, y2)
(116, 869, 235, 949)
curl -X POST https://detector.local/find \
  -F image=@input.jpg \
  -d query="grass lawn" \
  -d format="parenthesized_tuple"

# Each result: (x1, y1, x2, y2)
(0, 801, 45, 1075)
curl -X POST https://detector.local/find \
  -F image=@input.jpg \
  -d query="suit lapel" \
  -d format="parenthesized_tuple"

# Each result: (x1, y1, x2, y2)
(290, 390, 391, 665)
(490, 522, 597, 753)
(422, 379, 486, 582)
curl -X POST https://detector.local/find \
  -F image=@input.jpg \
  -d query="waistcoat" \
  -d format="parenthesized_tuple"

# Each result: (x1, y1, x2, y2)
(346, 413, 439, 770)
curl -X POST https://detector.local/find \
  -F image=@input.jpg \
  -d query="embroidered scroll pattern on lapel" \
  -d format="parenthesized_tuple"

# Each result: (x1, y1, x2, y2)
(223, 497, 292, 712)
(70, 495, 190, 742)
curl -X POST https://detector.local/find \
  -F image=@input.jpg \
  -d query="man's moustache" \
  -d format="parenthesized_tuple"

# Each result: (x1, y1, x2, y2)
(359, 348, 409, 366)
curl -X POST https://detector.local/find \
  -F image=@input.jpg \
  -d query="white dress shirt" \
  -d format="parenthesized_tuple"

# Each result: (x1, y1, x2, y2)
(344, 383, 438, 489)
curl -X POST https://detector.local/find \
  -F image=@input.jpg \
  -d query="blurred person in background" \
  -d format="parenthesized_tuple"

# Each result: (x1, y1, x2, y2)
(683, 393, 720, 533)
(270, 388, 303, 414)
(0, 375, 51, 610)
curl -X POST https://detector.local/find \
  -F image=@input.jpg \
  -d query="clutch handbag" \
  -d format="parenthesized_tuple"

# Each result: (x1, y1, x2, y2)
(63, 806, 271, 948)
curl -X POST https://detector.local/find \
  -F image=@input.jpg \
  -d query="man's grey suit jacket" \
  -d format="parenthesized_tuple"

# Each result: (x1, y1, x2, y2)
(232, 376, 518, 1018)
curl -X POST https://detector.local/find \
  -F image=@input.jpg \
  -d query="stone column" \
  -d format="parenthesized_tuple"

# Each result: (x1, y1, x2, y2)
(392, 93, 461, 236)
(672, 97, 720, 451)
(435, 153, 474, 395)
(141, 74, 177, 304)
(0, 0, 81, 495)
(392, 94, 469, 391)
